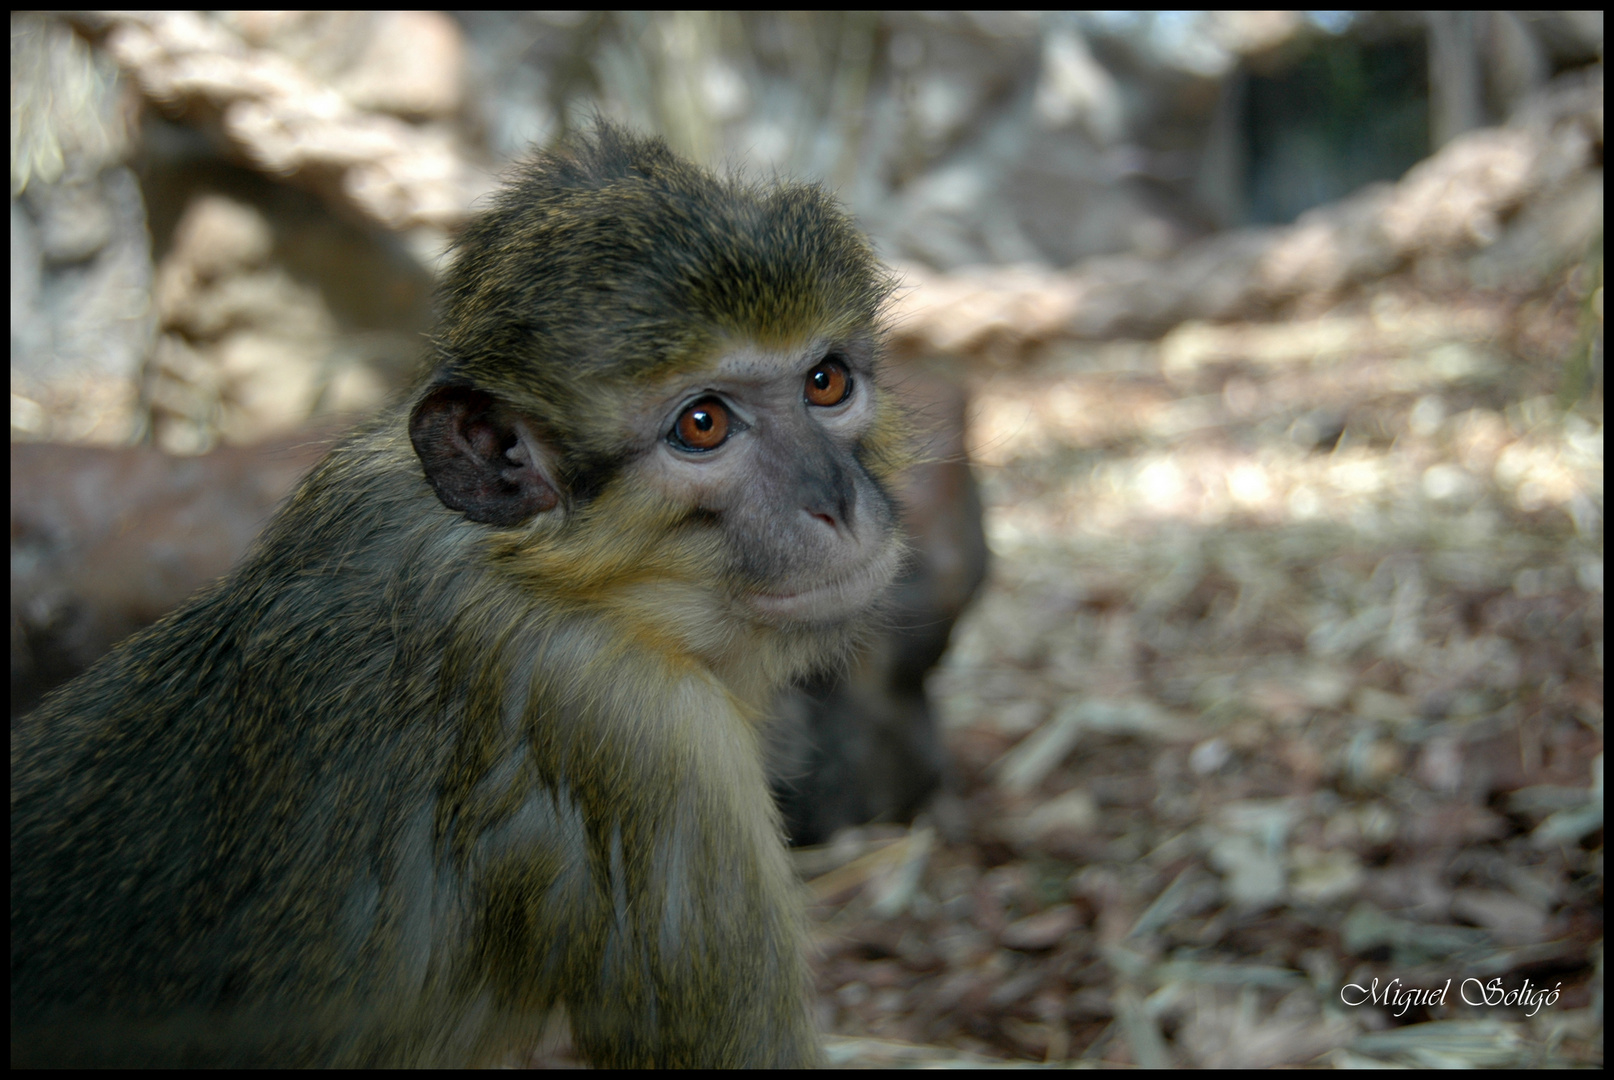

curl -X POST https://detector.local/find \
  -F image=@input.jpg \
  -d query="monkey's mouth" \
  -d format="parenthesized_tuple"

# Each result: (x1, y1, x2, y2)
(746, 542, 903, 625)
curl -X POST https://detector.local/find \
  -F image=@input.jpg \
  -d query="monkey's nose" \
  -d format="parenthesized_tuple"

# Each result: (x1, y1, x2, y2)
(800, 479, 854, 534)
(804, 498, 857, 536)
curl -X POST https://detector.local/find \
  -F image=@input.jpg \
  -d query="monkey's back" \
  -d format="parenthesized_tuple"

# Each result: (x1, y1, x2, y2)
(11, 426, 503, 1066)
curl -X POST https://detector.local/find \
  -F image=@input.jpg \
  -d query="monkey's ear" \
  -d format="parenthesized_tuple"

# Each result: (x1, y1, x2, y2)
(409, 385, 561, 525)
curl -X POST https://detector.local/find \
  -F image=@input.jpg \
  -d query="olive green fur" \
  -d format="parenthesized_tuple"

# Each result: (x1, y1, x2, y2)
(12, 124, 910, 1067)
(434, 122, 897, 471)
(14, 420, 816, 1065)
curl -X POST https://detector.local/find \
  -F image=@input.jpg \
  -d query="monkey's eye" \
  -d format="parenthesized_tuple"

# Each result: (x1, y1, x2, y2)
(671, 397, 732, 451)
(804, 357, 852, 407)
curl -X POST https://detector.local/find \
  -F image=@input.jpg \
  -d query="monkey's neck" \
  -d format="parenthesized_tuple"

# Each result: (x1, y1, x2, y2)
(480, 500, 859, 717)
(509, 581, 857, 723)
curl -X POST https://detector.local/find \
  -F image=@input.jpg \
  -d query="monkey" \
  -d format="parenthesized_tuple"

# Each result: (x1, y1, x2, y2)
(771, 371, 988, 845)
(11, 123, 907, 1068)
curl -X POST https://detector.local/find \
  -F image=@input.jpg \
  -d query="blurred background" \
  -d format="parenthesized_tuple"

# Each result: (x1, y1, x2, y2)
(10, 11, 1603, 1067)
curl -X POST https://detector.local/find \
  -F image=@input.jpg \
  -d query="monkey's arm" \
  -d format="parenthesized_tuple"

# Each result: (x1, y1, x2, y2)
(458, 632, 821, 1069)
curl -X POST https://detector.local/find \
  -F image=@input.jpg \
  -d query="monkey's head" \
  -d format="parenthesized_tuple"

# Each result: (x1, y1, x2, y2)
(410, 124, 908, 655)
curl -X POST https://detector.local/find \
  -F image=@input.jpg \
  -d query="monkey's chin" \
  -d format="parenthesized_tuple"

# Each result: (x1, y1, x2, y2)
(745, 543, 904, 627)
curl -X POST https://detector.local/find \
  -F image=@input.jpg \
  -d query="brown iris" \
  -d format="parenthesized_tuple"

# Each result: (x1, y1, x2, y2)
(804, 358, 851, 407)
(674, 398, 731, 450)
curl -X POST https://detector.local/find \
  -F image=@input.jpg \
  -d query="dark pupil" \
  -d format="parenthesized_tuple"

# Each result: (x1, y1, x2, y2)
(692, 410, 714, 432)
(813, 370, 830, 390)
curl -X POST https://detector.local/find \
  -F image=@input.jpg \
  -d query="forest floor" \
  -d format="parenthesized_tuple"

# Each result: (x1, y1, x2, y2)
(808, 271, 1603, 1067)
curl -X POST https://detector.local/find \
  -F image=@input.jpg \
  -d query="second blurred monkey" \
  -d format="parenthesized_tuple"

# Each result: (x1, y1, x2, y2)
(772, 371, 987, 844)
(13, 125, 905, 1067)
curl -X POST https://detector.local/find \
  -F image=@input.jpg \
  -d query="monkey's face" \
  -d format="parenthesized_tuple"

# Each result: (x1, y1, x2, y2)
(411, 125, 907, 652)
(410, 335, 906, 645)
(632, 339, 905, 628)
